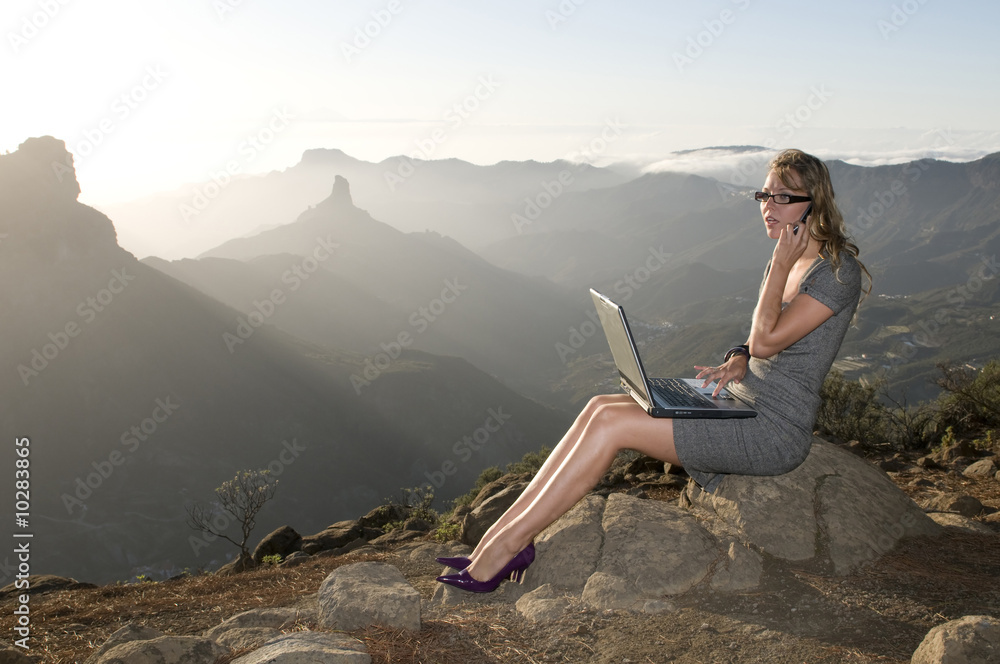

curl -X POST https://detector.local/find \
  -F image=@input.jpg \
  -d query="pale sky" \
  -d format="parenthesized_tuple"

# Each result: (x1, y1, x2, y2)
(4, 0, 999, 204)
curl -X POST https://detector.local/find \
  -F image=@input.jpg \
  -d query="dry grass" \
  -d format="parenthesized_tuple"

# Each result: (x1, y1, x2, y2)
(0, 553, 378, 662)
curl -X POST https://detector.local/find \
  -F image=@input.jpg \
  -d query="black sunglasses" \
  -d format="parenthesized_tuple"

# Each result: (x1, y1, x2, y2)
(755, 191, 812, 205)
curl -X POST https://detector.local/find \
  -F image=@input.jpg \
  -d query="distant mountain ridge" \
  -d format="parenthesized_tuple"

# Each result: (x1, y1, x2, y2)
(100, 149, 631, 260)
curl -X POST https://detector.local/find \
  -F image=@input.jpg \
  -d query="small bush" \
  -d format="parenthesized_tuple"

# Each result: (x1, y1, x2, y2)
(260, 554, 282, 566)
(934, 360, 1000, 440)
(816, 371, 887, 448)
(380, 486, 439, 526)
(433, 522, 461, 542)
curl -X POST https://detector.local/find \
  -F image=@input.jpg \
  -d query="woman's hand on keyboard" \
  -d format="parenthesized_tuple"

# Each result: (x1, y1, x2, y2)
(694, 355, 748, 398)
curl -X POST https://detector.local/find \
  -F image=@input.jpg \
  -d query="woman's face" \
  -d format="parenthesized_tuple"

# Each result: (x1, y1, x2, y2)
(759, 169, 811, 241)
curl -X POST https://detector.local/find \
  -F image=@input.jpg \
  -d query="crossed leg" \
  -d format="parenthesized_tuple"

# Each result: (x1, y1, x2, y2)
(462, 393, 681, 583)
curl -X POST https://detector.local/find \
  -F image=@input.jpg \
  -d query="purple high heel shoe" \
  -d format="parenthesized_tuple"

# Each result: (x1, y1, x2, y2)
(436, 543, 535, 593)
(435, 555, 471, 570)
(435, 542, 534, 572)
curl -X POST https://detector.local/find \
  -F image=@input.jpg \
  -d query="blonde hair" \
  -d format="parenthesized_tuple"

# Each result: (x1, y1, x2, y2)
(769, 149, 872, 299)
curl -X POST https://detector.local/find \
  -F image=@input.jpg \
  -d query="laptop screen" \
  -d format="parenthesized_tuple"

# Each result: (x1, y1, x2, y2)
(590, 290, 651, 403)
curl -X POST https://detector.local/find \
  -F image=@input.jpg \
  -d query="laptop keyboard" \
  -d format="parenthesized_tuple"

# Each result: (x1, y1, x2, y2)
(649, 378, 729, 407)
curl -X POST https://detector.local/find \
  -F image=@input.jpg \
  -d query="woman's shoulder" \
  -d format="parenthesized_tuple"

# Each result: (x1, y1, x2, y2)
(816, 251, 861, 285)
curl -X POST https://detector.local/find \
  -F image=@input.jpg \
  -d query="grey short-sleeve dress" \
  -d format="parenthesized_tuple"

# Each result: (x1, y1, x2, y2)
(673, 253, 862, 493)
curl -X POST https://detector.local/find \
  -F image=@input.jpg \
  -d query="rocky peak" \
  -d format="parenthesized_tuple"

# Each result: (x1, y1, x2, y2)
(0, 135, 81, 205)
(0, 136, 121, 266)
(325, 174, 354, 209)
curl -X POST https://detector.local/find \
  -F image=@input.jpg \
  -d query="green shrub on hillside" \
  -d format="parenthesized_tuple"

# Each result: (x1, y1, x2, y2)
(382, 485, 438, 524)
(816, 370, 885, 446)
(934, 360, 1000, 441)
(818, 361, 1000, 452)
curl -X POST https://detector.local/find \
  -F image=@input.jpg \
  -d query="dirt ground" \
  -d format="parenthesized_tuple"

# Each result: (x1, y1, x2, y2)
(2, 458, 998, 663)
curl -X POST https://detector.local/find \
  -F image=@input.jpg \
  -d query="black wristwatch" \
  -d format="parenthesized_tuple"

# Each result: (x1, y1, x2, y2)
(724, 345, 750, 362)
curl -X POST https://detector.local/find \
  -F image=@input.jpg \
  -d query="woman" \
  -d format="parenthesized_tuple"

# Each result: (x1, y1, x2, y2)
(437, 149, 871, 592)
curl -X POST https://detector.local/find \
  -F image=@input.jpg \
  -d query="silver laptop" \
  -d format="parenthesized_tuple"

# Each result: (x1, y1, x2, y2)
(590, 289, 756, 419)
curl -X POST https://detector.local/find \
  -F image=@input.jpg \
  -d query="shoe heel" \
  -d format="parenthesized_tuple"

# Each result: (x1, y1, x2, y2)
(510, 567, 525, 584)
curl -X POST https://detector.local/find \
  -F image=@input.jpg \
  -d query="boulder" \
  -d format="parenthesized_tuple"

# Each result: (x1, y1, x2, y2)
(252, 525, 302, 563)
(216, 553, 255, 575)
(214, 627, 282, 651)
(230, 631, 370, 664)
(403, 517, 434, 531)
(515, 583, 574, 622)
(317, 562, 421, 631)
(963, 458, 998, 478)
(911, 615, 1000, 663)
(369, 529, 425, 545)
(923, 493, 985, 518)
(686, 439, 942, 575)
(84, 622, 164, 663)
(91, 636, 226, 664)
(357, 504, 409, 530)
(623, 454, 666, 480)
(709, 540, 764, 592)
(521, 493, 723, 607)
(394, 540, 471, 570)
(301, 522, 364, 555)
(527, 495, 605, 593)
(461, 481, 528, 546)
(598, 493, 718, 596)
(467, 472, 533, 510)
(204, 606, 314, 640)
(879, 453, 911, 472)
(0, 647, 36, 664)
(0, 646, 39, 664)
(0, 574, 95, 598)
(278, 551, 311, 567)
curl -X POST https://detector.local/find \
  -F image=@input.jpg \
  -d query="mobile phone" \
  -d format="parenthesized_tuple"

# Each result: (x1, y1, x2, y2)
(793, 204, 812, 235)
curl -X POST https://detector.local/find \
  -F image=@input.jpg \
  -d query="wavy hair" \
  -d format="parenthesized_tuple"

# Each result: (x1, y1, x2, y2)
(769, 149, 872, 300)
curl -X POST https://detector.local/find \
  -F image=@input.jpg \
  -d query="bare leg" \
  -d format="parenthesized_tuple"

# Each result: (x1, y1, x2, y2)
(469, 394, 633, 559)
(464, 400, 680, 582)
